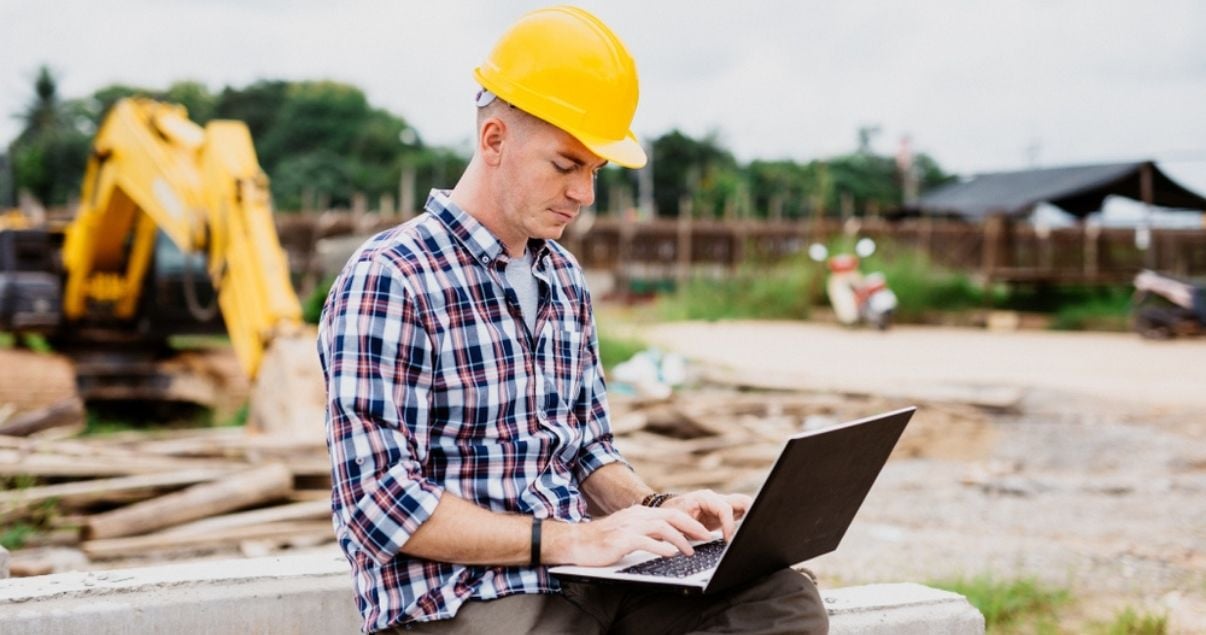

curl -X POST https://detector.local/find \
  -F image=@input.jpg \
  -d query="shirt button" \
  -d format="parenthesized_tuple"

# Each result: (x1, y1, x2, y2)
(480, 255, 490, 264)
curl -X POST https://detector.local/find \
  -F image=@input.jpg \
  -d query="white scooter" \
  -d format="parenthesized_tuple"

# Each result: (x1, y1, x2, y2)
(808, 238, 898, 330)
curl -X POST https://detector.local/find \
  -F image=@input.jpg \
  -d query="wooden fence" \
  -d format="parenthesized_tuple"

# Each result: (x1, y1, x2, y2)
(558, 216, 1206, 285)
(275, 210, 1206, 292)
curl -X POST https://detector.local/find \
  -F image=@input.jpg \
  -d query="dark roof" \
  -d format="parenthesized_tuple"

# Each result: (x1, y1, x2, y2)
(918, 161, 1206, 219)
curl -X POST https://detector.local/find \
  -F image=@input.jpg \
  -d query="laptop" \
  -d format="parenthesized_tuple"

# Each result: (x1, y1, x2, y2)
(550, 406, 915, 595)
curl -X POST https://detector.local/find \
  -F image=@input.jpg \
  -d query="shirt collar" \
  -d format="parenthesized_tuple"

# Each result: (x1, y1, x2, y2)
(424, 189, 551, 267)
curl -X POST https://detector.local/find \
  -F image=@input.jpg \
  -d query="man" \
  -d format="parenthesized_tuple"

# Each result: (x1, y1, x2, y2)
(318, 6, 828, 633)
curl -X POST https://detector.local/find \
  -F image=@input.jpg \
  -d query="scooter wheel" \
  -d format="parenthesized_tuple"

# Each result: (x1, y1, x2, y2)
(1134, 308, 1174, 340)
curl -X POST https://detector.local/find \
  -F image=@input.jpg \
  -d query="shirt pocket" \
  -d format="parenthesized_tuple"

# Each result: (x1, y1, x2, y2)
(548, 326, 585, 402)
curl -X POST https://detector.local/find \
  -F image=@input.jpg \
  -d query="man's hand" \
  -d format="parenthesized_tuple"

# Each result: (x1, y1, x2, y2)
(660, 489, 753, 542)
(546, 505, 713, 567)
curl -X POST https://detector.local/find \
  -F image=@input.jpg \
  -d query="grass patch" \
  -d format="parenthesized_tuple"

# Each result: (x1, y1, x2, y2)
(1095, 607, 1168, 635)
(168, 334, 232, 350)
(860, 242, 992, 322)
(649, 237, 1141, 332)
(81, 411, 144, 437)
(81, 403, 222, 436)
(995, 283, 1133, 331)
(217, 402, 250, 428)
(930, 576, 1069, 632)
(20, 333, 53, 353)
(0, 332, 54, 352)
(597, 331, 645, 372)
(1048, 288, 1132, 332)
(657, 251, 820, 322)
(656, 240, 991, 324)
(0, 522, 36, 550)
(303, 277, 336, 325)
(0, 475, 62, 550)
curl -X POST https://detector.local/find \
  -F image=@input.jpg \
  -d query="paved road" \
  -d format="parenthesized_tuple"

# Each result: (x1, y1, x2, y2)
(636, 321, 1206, 629)
(640, 321, 1206, 414)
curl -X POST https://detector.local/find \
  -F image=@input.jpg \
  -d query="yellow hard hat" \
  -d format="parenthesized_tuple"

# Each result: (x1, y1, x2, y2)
(474, 5, 647, 169)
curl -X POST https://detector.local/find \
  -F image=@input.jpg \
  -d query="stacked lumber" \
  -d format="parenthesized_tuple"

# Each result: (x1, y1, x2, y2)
(1, 383, 993, 575)
(0, 427, 333, 574)
(608, 388, 994, 494)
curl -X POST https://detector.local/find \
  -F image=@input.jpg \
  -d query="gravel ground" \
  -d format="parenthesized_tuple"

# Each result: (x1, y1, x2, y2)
(638, 321, 1206, 632)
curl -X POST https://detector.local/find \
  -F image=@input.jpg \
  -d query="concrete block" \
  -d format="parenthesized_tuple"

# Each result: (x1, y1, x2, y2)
(0, 551, 983, 634)
(0, 550, 361, 634)
(825, 583, 985, 634)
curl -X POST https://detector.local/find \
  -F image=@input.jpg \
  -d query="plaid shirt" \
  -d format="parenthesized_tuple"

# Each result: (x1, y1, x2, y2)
(317, 190, 627, 632)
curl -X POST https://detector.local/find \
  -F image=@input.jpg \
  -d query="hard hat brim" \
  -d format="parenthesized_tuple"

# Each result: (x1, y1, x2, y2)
(574, 129, 647, 169)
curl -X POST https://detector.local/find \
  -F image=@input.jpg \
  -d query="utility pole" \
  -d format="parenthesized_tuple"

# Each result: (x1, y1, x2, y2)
(637, 139, 654, 220)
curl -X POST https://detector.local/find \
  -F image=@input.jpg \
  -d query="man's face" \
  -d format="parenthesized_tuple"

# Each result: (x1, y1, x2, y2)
(494, 116, 606, 245)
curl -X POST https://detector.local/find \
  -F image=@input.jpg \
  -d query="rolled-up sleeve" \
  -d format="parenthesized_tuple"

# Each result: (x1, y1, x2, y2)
(317, 256, 443, 566)
(571, 295, 629, 484)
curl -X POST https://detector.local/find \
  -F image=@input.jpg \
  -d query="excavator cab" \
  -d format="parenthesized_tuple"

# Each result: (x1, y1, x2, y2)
(140, 230, 223, 338)
(0, 227, 63, 332)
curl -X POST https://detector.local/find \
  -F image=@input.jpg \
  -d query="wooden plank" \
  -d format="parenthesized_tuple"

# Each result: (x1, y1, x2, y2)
(0, 468, 225, 509)
(288, 490, 331, 503)
(82, 520, 332, 560)
(698, 366, 1022, 412)
(133, 431, 322, 457)
(715, 443, 782, 468)
(158, 500, 331, 537)
(0, 450, 247, 478)
(0, 399, 84, 437)
(85, 463, 293, 540)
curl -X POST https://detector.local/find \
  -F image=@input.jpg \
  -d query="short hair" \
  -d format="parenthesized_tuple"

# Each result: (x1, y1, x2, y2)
(475, 95, 545, 141)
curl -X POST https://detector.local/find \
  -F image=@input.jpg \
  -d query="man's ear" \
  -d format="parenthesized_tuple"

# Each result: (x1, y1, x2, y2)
(479, 117, 506, 167)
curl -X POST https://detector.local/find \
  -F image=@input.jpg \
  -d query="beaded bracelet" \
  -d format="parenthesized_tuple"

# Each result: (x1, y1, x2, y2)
(640, 492, 675, 508)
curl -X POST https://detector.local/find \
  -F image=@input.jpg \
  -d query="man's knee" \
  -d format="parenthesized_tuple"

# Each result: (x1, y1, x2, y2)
(717, 568, 829, 634)
(761, 568, 829, 633)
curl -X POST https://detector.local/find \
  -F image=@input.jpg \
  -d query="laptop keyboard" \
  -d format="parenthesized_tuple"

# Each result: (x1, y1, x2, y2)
(617, 539, 727, 578)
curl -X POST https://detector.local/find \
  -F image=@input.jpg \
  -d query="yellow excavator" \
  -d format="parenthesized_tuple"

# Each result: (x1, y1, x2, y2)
(0, 98, 320, 436)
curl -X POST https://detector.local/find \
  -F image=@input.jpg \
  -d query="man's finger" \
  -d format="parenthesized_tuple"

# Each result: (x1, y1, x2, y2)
(635, 536, 679, 558)
(647, 520, 695, 556)
(725, 493, 753, 520)
(699, 493, 736, 541)
(659, 507, 712, 541)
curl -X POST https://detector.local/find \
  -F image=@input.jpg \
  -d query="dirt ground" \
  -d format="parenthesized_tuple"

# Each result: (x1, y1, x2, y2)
(5, 321, 1202, 630)
(637, 321, 1206, 632)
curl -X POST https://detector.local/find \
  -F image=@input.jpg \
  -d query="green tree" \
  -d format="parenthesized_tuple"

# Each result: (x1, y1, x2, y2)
(250, 81, 422, 209)
(163, 81, 216, 124)
(270, 150, 354, 210)
(214, 80, 289, 145)
(650, 129, 737, 217)
(83, 83, 156, 128)
(405, 146, 469, 210)
(7, 66, 91, 206)
(747, 160, 814, 219)
(592, 165, 637, 214)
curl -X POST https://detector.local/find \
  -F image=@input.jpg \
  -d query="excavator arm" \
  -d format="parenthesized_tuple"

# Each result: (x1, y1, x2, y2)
(62, 98, 302, 378)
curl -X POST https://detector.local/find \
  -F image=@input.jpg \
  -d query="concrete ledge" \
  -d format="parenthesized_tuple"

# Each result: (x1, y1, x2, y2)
(0, 551, 361, 635)
(825, 583, 985, 634)
(0, 551, 983, 634)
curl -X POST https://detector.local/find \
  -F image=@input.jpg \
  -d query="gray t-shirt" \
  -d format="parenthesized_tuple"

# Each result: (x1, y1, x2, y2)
(504, 249, 539, 335)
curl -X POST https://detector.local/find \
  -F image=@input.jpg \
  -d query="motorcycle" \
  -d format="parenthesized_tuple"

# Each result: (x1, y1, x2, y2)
(1132, 269, 1206, 339)
(808, 238, 898, 330)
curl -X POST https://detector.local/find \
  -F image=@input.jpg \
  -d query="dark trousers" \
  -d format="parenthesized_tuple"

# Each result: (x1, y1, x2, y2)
(388, 568, 828, 634)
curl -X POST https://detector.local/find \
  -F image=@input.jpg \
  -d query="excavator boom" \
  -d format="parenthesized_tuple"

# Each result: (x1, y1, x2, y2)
(61, 98, 302, 378)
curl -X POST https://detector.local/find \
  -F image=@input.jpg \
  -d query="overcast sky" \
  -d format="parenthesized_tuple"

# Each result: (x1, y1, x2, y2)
(3, 0, 1206, 192)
